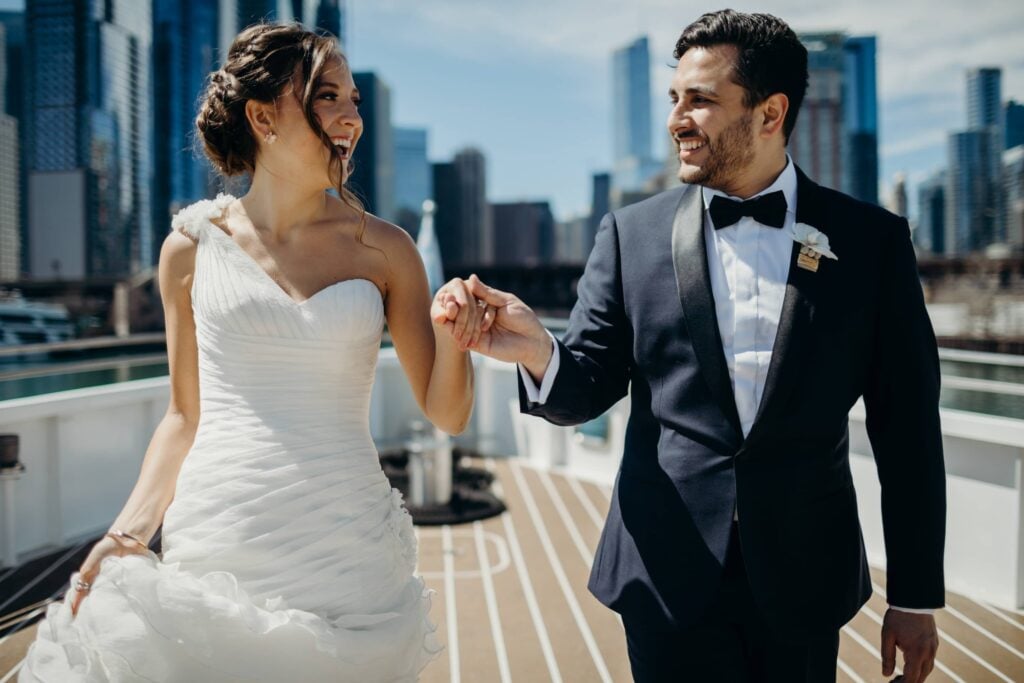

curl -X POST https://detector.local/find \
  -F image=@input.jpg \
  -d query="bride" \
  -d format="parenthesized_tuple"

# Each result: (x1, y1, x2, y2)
(20, 22, 487, 682)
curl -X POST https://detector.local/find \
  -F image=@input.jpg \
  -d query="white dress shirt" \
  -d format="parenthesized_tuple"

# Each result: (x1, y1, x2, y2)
(519, 157, 796, 416)
(517, 157, 931, 614)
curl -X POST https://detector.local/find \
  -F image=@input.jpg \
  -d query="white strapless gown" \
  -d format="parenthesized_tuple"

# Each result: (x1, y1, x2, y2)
(20, 194, 441, 682)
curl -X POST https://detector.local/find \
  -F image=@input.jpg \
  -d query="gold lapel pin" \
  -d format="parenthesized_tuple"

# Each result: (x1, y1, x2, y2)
(797, 247, 821, 273)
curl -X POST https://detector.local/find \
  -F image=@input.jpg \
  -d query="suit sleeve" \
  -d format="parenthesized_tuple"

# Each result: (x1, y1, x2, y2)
(518, 211, 632, 426)
(862, 217, 946, 609)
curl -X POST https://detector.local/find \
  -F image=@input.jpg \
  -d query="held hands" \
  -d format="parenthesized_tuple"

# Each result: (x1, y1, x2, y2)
(435, 275, 551, 369)
(881, 609, 939, 682)
(430, 277, 495, 352)
(69, 531, 150, 617)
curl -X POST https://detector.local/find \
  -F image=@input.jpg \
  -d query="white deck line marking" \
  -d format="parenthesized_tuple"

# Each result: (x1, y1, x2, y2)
(870, 580, 1022, 674)
(538, 470, 594, 566)
(968, 598, 1024, 634)
(442, 525, 460, 683)
(945, 604, 1024, 661)
(509, 461, 613, 683)
(0, 606, 45, 646)
(836, 657, 867, 683)
(474, 521, 512, 683)
(486, 460, 562, 683)
(565, 474, 607, 530)
(859, 604, 966, 682)
(872, 580, 1024, 657)
(0, 660, 24, 683)
(420, 532, 511, 581)
(0, 540, 87, 615)
(842, 624, 895, 668)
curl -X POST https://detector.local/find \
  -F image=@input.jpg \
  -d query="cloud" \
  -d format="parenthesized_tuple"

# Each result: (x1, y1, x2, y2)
(359, 0, 1023, 99)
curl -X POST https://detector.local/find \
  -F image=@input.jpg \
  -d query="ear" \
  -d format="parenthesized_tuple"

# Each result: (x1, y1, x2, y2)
(758, 93, 789, 140)
(244, 99, 277, 142)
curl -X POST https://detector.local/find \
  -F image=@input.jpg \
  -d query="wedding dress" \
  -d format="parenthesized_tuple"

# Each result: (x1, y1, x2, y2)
(20, 194, 441, 682)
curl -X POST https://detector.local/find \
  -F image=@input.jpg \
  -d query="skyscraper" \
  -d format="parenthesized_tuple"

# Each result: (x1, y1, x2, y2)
(917, 170, 945, 255)
(0, 23, 19, 281)
(1004, 146, 1024, 249)
(946, 130, 998, 254)
(288, 0, 347, 46)
(26, 0, 152, 279)
(349, 72, 393, 222)
(611, 36, 660, 192)
(888, 172, 907, 218)
(431, 148, 489, 266)
(152, 0, 219, 243)
(967, 67, 1004, 244)
(218, 0, 278, 61)
(588, 171, 610, 255)
(492, 201, 555, 266)
(842, 36, 878, 205)
(967, 68, 1002, 130)
(0, 11, 26, 276)
(454, 148, 489, 265)
(1007, 101, 1024, 150)
(791, 33, 845, 194)
(393, 127, 431, 237)
(791, 33, 879, 204)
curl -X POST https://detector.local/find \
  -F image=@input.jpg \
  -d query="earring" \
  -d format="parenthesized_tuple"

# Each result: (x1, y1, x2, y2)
(264, 130, 277, 144)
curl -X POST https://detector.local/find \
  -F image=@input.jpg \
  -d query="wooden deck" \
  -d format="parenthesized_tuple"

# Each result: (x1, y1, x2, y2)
(3, 457, 1024, 682)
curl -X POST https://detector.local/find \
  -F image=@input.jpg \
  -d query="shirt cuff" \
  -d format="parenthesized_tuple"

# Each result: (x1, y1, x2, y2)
(517, 332, 560, 404)
(889, 605, 937, 615)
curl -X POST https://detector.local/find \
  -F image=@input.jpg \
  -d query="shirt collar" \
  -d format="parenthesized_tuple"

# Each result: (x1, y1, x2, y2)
(701, 155, 797, 217)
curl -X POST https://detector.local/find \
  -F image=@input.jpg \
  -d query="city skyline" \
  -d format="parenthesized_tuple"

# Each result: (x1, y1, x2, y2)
(339, 0, 1023, 221)
(0, 0, 1020, 224)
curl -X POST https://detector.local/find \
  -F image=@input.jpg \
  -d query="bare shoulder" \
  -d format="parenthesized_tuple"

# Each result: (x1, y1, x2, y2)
(361, 212, 417, 254)
(159, 229, 198, 282)
(360, 213, 421, 271)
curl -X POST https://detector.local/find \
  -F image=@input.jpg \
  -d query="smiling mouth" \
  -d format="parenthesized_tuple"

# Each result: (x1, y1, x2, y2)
(331, 137, 353, 160)
(675, 130, 707, 158)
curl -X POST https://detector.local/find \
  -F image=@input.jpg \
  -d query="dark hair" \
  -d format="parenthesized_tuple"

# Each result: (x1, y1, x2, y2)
(674, 9, 808, 141)
(196, 22, 362, 212)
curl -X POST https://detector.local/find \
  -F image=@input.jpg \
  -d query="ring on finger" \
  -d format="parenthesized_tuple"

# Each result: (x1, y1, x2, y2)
(74, 579, 92, 592)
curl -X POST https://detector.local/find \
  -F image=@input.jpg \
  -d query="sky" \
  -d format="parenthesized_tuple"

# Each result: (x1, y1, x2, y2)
(3, 0, 1022, 221)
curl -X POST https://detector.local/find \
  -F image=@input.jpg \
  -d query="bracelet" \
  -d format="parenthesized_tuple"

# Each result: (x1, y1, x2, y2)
(106, 529, 148, 549)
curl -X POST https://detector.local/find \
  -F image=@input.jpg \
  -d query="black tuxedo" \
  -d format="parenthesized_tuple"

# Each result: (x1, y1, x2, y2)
(519, 168, 946, 649)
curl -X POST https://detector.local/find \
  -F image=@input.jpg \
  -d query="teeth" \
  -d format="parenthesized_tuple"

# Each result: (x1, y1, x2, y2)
(679, 140, 705, 151)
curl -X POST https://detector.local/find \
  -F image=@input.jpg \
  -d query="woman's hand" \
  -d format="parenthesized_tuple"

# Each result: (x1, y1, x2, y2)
(430, 277, 493, 352)
(69, 532, 150, 617)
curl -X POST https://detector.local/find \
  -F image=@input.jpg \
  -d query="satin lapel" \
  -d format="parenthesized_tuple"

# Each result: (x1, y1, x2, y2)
(671, 184, 743, 439)
(743, 168, 827, 447)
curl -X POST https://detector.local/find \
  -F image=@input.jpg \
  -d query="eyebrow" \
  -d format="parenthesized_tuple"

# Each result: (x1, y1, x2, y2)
(683, 86, 718, 97)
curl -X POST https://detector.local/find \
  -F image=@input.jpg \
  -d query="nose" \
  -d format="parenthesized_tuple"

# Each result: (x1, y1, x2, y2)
(667, 103, 691, 137)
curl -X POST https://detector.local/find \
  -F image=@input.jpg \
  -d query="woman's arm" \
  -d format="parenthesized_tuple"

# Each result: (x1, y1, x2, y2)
(71, 228, 202, 613)
(374, 219, 477, 435)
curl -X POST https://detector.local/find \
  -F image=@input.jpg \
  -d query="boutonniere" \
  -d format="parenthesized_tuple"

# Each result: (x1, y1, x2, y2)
(788, 222, 837, 272)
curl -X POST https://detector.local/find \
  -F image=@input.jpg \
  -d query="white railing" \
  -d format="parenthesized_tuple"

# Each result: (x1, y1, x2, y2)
(1, 350, 1024, 610)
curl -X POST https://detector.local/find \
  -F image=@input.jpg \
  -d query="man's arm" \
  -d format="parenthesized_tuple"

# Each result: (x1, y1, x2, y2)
(862, 217, 945, 682)
(517, 211, 633, 425)
(862, 216, 946, 609)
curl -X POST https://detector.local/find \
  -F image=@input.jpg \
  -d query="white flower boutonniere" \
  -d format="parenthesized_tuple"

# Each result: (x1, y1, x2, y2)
(788, 223, 836, 272)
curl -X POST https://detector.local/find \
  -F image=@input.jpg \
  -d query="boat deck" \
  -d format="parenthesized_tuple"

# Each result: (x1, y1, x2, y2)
(2, 457, 1023, 682)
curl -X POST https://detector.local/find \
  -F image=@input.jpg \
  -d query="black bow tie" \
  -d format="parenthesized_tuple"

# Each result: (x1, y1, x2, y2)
(708, 191, 787, 230)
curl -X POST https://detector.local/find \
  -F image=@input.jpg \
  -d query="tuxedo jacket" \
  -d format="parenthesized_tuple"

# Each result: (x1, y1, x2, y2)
(519, 167, 946, 640)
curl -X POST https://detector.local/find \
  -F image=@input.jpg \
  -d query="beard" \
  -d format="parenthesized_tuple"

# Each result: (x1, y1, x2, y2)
(676, 111, 756, 190)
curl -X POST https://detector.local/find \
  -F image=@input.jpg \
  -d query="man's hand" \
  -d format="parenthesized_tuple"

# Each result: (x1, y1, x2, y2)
(881, 609, 939, 682)
(454, 275, 551, 374)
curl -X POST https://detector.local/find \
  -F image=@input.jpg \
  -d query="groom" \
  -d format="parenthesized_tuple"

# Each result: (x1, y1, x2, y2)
(457, 9, 945, 683)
